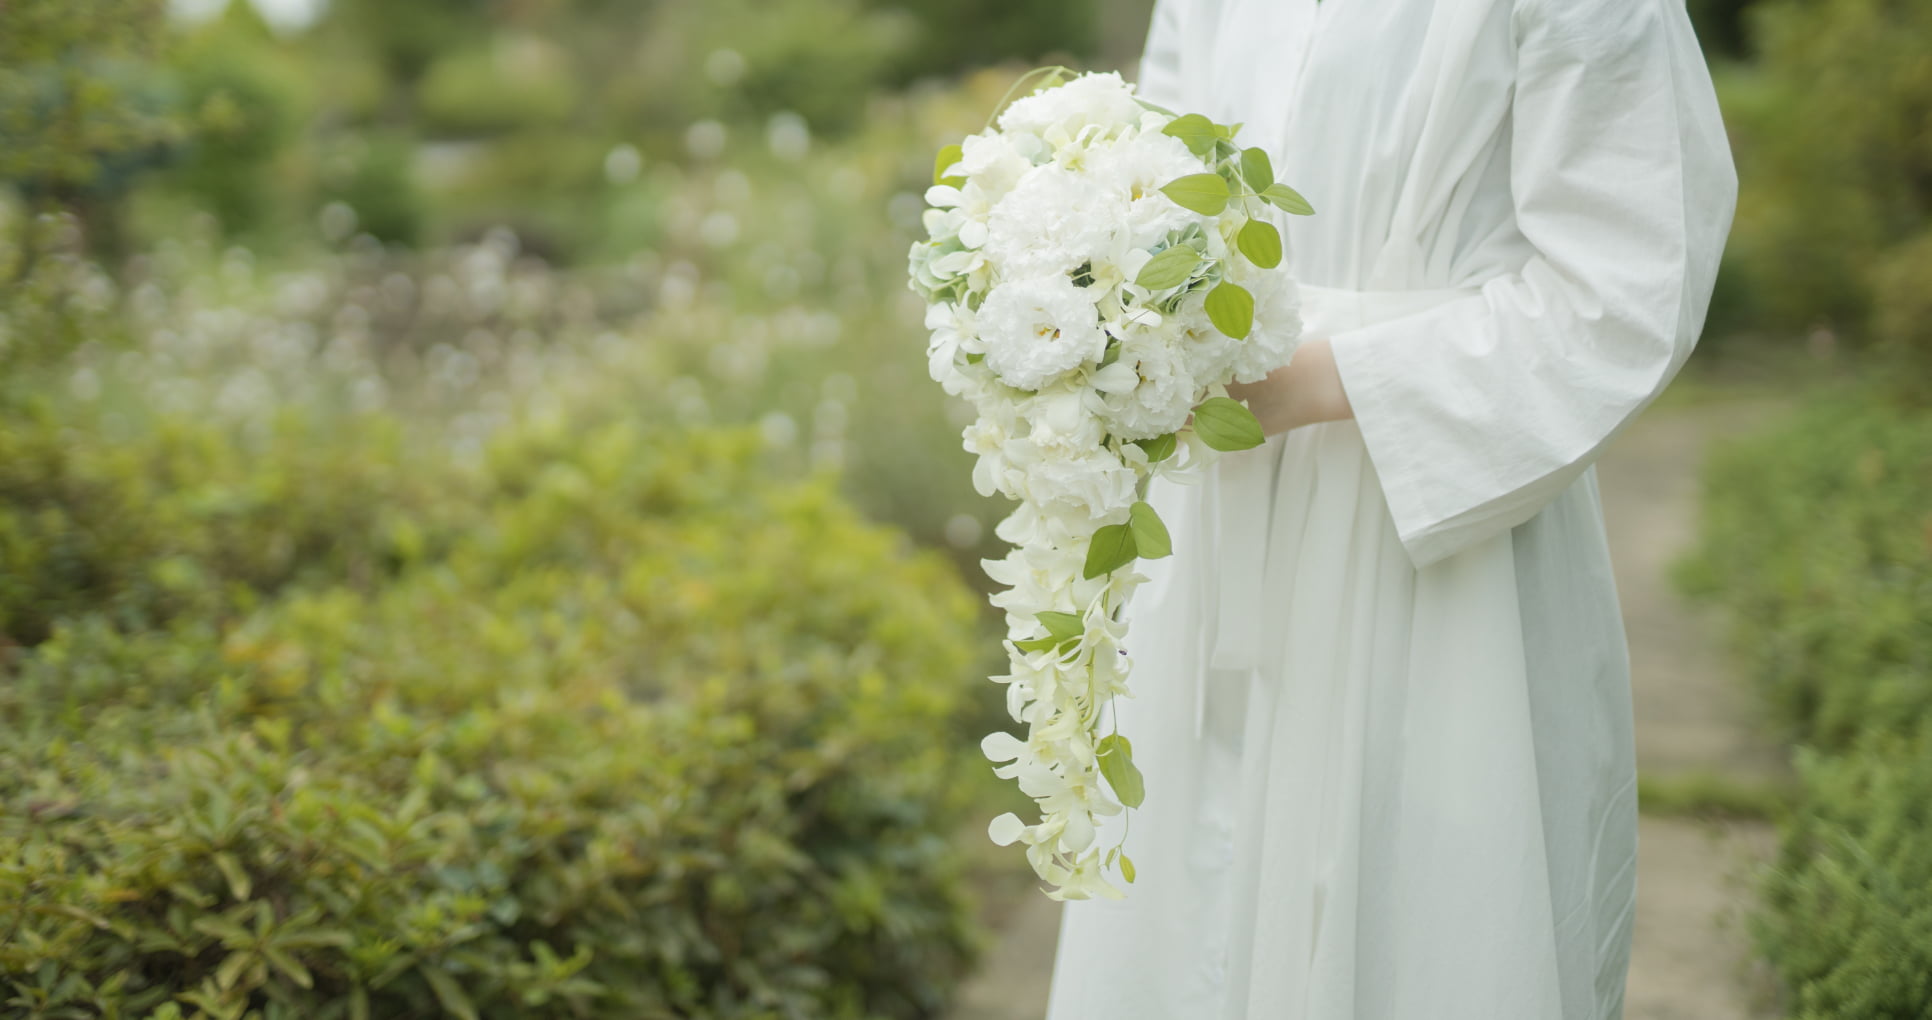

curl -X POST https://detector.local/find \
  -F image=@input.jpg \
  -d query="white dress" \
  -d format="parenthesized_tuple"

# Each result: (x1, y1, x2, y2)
(1043, 0, 1737, 1018)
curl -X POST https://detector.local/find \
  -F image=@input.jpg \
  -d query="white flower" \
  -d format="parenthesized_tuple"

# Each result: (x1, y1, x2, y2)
(996, 71, 1148, 143)
(1016, 448, 1138, 522)
(1089, 130, 1205, 246)
(1229, 269, 1304, 383)
(907, 71, 1308, 900)
(977, 275, 1108, 391)
(982, 164, 1129, 279)
(1092, 331, 1196, 441)
(957, 131, 1036, 200)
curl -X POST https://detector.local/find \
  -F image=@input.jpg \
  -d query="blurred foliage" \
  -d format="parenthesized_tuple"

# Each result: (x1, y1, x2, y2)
(1, 0, 1100, 268)
(1755, 729, 1932, 1019)
(1680, 393, 1932, 752)
(1680, 389, 1932, 1017)
(0, 243, 992, 1015)
(870, 0, 1099, 84)
(1688, 0, 1764, 59)
(0, 0, 182, 268)
(1710, 0, 1932, 389)
(162, 4, 312, 239)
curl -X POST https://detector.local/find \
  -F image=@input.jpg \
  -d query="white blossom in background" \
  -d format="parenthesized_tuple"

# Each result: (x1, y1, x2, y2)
(907, 69, 1313, 900)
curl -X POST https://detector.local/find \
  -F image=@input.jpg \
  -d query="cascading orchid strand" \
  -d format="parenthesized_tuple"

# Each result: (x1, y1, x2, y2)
(907, 69, 1312, 900)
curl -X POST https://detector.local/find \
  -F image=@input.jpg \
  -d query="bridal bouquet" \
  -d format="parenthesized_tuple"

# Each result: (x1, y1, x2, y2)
(907, 69, 1312, 899)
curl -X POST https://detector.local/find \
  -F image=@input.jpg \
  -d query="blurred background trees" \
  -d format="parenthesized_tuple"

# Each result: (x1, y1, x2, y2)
(0, 0, 1927, 1016)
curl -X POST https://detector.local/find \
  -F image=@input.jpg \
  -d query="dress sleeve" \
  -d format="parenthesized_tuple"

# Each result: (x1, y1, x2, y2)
(1135, 0, 1187, 111)
(1325, 0, 1738, 569)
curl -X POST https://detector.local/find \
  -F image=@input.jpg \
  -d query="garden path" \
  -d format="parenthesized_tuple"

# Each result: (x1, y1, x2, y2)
(943, 394, 1791, 1020)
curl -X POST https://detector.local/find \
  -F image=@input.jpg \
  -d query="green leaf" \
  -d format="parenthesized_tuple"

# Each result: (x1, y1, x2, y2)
(1159, 113, 1218, 156)
(1035, 611, 1085, 642)
(1134, 245, 1200, 290)
(1237, 219, 1283, 269)
(1261, 182, 1315, 215)
(215, 949, 256, 992)
(1132, 432, 1177, 463)
(1096, 735, 1146, 808)
(1082, 523, 1138, 580)
(263, 946, 314, 989)
(1240, 147, 1275, 191)
(191, 915, 252, 945)
(213, 851, 251, 902)
(1158, 173, 1229, 216)
(425, 966, 480, 1020)
(1120, 852, 1137, 883)
(933, 143, 964, 187)
(1205, 282, 1255, 339)
(1013, 609, 1084, 656)
(1128, 501, 1172, 559)
(1192, 396, 1266, 451)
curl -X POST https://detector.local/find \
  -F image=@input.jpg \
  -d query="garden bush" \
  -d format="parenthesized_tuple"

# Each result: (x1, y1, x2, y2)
(1754, 726, 1932, 1019)
(1711, 0, 1932, 379)
(0, 406, 988, 1017)
(1679, 391, 1932, 752)
(1682, 387, 1932, 1017)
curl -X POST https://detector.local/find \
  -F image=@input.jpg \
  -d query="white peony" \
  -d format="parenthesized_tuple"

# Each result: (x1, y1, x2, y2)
(1229, 268, 1305, 383)
(977, 275, 1109, 391)
(995, 71, 1149, 144)
(982, 163, 1130, 280)
(1091, 330, 1197, 440)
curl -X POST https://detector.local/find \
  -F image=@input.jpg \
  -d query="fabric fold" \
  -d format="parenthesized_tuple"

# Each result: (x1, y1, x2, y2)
(1198, 284, 1482, 705)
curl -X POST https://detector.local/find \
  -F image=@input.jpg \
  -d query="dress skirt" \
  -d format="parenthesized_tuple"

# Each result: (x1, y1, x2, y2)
(1042, 285, 1641, 1020)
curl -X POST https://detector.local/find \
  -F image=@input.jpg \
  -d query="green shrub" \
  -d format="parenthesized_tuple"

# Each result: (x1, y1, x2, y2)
(416, 37, 582, 139)
(1680, 390, 1932, 752)
(868, 0, 1098, 79)
(1683, 387, 1932, 1017)
(1688, 0, 1764, 58)
(1713, 0, 1932, 379)
(1755, 728, 1932, 1019)
(161, 4, 310, 238)
(317, 130, 424, 246)
(0, 0, 181, 267)
(0, 416, 985, 1018)
(0, 402, 453, 648)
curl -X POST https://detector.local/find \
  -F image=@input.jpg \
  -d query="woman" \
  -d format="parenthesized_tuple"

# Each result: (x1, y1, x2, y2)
(1043, 0, 1736, 1017)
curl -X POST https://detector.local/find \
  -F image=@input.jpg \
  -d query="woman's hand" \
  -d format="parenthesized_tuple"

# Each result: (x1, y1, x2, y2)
(1224, 338, 1354, 437)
